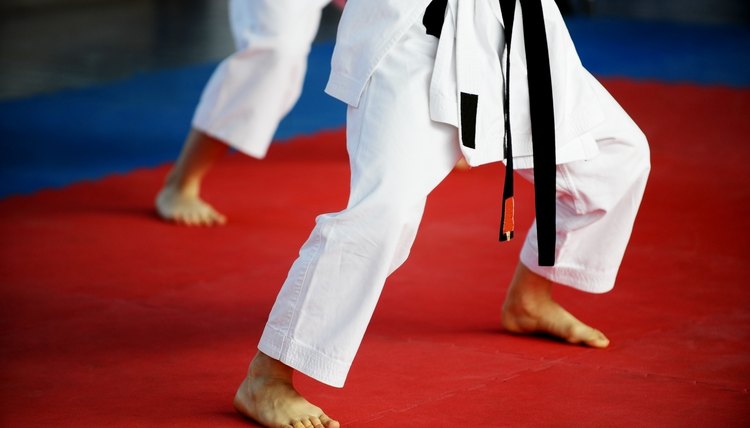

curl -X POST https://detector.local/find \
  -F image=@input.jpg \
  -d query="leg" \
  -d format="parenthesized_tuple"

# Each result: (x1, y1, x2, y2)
(257, 20, 460, 386)
(194, 0, 326, 158)
(236, 20, 460, 426)
(156, 129, 229, 226)
(157, 0, 327, 226)
(502, 76, 651, 346)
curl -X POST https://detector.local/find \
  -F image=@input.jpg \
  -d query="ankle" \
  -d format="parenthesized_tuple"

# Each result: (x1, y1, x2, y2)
(505, 264, 554, 311)
(249, 352, 293, 383)
(163, 170, 200, 195)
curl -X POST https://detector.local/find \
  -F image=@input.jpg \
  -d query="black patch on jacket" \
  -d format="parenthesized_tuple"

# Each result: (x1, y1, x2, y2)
(423, 0, 448, 39)
(460, 92, 478, 149)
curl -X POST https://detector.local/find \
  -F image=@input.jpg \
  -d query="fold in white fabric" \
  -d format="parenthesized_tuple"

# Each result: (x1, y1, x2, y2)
(326, 0, 606, 169)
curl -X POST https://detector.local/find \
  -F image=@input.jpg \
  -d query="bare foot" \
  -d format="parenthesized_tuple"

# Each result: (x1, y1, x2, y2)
(155, 184, 226, 226)
(454, 157, 470, 171)
(155, 129, 229, 226)
(501, 263, 610, 348)
(234, 352, 340, 428)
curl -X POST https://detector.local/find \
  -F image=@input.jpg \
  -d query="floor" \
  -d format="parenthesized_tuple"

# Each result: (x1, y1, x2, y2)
(0, 1, 749, 427)
(1, 81, 748, 426)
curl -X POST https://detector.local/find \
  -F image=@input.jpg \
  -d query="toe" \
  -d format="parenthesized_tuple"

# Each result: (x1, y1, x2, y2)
(310, 416, 325, 428)
(196, 210, 213, 226)
(214, 211, 227, 225)
(207, 209, 227, 226)
(172, 211, 188, 225)
(570, 326, 609, 348)
(184, 212, 198, 226)
(587, 330, 610, 348)
(319, 415, 340, 428)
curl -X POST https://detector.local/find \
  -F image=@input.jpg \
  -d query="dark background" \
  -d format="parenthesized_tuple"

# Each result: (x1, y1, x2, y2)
(0, 0, 748, 99)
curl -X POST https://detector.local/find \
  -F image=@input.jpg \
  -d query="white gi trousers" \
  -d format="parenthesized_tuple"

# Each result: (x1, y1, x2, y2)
(258, 19, 650, 387)
(192, 0, 329, 158)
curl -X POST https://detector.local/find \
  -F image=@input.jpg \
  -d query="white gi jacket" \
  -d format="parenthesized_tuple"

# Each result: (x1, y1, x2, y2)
(325, 0, 605, 168)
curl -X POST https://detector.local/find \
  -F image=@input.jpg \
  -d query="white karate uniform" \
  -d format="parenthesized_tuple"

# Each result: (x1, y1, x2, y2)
(191, 0, 330, 158)
(258, 0, 650, 387)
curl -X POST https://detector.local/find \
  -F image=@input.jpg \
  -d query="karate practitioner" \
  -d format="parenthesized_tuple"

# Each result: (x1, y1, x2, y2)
(156, 0, 333, 226)
(233, 0, 650, 427)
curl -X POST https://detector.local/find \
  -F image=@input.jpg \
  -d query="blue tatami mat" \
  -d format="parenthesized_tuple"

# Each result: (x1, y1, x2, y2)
(567, 18, 750, 86)
(0, 42, 343, 197)
(1, 19, 748, 198)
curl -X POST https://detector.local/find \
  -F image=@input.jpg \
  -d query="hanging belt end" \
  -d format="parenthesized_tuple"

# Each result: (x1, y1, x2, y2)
(499, 196, 515, 242)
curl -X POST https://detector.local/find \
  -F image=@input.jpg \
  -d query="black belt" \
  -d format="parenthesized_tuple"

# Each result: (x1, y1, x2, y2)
(425, 0, 557, 266)
(499, 0, 557, 266)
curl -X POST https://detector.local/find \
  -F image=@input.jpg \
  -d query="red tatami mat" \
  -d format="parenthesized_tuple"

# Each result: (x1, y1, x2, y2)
(1, 80, 748, 427)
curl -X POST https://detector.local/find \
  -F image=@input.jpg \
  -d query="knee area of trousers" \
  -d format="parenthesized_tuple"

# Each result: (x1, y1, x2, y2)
(373, 205, 421, 231)
(609, 128, 651, 181)
(578, 133, 650, 213)
(351, 205, 422, 244)
(612, 132, 651, 206)
(629, 130, 651, 179)
(318, 203, 421, 241)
